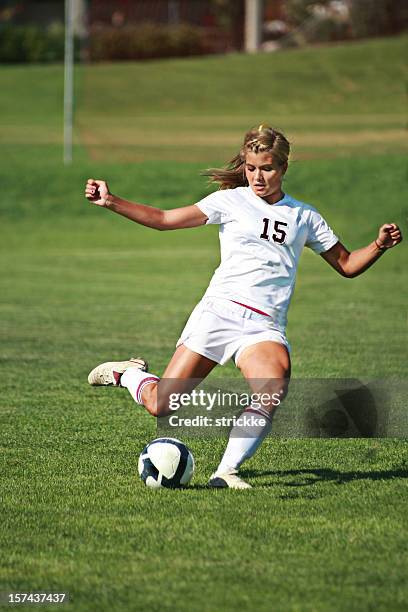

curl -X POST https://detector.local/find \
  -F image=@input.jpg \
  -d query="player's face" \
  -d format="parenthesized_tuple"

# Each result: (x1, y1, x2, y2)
(245, 151, 286, 204)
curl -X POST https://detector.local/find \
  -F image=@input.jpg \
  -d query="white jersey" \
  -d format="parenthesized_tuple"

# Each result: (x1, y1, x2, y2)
(195, 186, 338, 332)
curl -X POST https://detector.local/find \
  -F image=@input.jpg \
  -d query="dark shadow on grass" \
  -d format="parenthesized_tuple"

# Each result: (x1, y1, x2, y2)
(187, 484, 212, 490)
(240, 467, 408, 488)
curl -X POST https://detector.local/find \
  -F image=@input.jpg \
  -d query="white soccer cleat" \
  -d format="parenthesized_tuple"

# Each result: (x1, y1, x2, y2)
(208, 469, 252, 490)
(87, 357, 148, 386)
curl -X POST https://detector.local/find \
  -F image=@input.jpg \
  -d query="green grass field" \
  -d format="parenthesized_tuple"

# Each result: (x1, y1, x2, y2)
(1, 36, 407, 611)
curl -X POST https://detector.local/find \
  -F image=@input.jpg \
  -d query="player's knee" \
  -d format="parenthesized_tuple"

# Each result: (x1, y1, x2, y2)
(276, 378, 290, 405)
(278, 379, 290, 402)
(145, 397, 172, 418)
(257, 379, 289, 412)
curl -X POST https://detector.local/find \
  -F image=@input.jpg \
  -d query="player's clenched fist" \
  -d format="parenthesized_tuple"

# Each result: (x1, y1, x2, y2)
(85, 179, 110, 207)
(376, 223, 403, 250)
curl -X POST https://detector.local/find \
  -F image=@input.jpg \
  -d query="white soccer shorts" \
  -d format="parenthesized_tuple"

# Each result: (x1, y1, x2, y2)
(176, 297, 290, 366)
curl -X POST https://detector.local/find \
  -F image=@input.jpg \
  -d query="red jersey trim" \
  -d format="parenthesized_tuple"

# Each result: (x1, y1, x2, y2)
(231, 300, 270, 317)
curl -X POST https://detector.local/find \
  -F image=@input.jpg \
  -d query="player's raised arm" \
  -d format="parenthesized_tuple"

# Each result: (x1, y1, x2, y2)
(84, 179, 208, 230)
(321, 223, 402, 278)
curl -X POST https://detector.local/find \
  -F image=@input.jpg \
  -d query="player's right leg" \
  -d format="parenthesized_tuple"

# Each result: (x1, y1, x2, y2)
(131, 345, 217, 416)
(88, 345, 217, 417)
(140, 344, 217, 415)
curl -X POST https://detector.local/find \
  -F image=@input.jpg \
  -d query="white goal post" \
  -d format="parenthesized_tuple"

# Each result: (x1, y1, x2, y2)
(63, 0, 74, 165)
(245, 0, 263, 53)
(64, 0, 87, 164)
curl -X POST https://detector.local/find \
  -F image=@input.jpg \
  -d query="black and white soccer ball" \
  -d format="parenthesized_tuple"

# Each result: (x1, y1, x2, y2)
(138, 437, 195, 489)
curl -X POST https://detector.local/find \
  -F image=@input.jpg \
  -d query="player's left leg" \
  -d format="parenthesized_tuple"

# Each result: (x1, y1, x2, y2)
(209, 340, 290, 489)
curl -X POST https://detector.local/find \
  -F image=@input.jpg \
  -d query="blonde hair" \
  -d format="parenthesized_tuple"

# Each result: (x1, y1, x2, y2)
(203, 124, 290, 190)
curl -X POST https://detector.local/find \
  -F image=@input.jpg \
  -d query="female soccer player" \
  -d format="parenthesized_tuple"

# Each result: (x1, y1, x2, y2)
(85, 125, 402, 489)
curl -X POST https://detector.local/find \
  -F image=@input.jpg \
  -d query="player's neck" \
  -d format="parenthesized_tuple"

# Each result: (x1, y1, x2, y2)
(264, 190, 285, 205)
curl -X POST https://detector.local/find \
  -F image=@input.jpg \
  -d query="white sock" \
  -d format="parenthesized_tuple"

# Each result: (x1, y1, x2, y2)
(215, 406, 272, 475)
(120, 368, 159, 405)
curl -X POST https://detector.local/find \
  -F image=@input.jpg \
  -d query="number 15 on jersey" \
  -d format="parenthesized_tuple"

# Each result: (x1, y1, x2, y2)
(260, 218, 288, 244)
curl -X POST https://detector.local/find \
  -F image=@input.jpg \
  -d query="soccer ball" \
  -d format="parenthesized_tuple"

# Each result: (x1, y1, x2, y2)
(138, 437, 195, 489)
